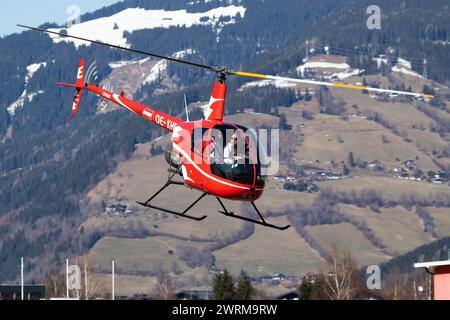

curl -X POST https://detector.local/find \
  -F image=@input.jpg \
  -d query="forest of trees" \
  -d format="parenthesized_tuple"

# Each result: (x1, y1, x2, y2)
(211, 269, 254, 300)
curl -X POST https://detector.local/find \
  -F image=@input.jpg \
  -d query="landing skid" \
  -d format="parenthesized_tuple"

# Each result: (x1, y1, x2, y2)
(137, 168, 207, 221)
(216, 197, 291, 231)
(137, 167, 290, 230)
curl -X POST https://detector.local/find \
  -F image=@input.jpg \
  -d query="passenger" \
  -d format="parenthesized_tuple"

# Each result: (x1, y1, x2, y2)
(208, 136, 223, 164)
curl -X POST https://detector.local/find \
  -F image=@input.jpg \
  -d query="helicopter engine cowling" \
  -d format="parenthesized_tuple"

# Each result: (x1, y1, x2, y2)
(164, 143, 181, 169)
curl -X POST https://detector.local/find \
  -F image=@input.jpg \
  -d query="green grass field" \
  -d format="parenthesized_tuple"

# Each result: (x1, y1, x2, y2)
(89, 236, 191, 273)
(293, 114, 439, 171)
(339, 204, 435, 254)
(319, 176, 450, 202)
(428, 207, 450, 238)
(214, 216, 323, 275)
(334, 88, 449, 156)
(95, 273, 157, 297)
(305, 223, 392, 266)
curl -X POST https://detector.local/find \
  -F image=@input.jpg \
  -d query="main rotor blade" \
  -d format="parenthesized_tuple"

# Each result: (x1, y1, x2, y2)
(16, 25, 435, 99)
(233, 71, 435, 99)
(17, 24, 216, 72)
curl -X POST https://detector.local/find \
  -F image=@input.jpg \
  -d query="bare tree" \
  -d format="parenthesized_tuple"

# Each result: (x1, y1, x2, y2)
(154, 271, 175, 300)
(43, 269, 66, 299)
(319, 245, 358, 300)
(424, 270, 433, 300)
(382, 267, 413, 300)
(81, 255, 104, 300)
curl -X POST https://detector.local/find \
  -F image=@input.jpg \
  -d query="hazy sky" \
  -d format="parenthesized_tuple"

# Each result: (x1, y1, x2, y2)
(0, 0, 121, 37)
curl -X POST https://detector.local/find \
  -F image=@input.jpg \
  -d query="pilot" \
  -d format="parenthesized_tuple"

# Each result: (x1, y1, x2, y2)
(224, 134, 243, 166)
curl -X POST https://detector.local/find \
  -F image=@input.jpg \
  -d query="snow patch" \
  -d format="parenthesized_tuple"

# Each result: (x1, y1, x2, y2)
(296, 61, 351, 74)
(397, 57, 412, 69)
(392, 66, 424, 78)
(144, 60, 168, 84)
(296, 60, 362, 79)
(372, 56, 388, 69)
(392, 57, 423, 78)
(188, 0, 242, 5)
(7, 62, 47, 116)
(239, 79, 298, 91)
(332, 69, 364, 80)
(48, 6, 246, 48)
(143, 49, 196, 85)
(26, 62, 47, 81)
(108, 57, 150, 69)
(172, 48, 196, 59)
(7, 90, 44, 116)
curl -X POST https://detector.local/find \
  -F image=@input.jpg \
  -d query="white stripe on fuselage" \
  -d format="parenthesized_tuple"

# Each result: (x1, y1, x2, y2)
(173, 143, 252, 190)
(113, 94, 138, 115)
(181, 164, 195, 183)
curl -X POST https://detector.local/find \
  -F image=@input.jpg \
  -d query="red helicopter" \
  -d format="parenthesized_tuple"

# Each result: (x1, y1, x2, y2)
(18, 25, 434, 230)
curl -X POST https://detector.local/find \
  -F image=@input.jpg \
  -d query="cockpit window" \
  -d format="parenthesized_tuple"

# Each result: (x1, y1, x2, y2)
(207, 124, 262, 185)
(190, 123, 265, 185)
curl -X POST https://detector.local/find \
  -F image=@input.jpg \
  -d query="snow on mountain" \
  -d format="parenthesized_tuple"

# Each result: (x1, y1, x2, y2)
(144, 60, 168, 84)
(108, 57, 150, 69)
(7, 91, 44, 116)
(7, 62, 47, 115)
(332, 69, 364, 79)
(296, 61, 351, 74)
(392, 57, 423, 78)
(372, 55, 388, 69)
(239, 79, 298, 91)
(26, 62, 47, 81)
(296, 59, 363, 80)
(48, 5, 246, 48)
(172, 49, 196, 59)
(187, 0, 242, 5)
(371, 55, 423, 78)
(143, 49, 195, 85)
(397, 57, 412, 69)
(392, 66, 424, 78)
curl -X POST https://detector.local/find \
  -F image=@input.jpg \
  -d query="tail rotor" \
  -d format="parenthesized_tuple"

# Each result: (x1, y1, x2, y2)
(57, 58, 86, 120)
(85, 60, 99, 86)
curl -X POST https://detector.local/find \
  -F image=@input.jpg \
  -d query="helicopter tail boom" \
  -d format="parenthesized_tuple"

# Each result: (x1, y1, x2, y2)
(86, 84, 181, 131)
(57, 59, 181, 131)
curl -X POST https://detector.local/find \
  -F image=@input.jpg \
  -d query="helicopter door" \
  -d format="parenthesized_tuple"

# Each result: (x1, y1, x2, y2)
(191, 127, 215, 163)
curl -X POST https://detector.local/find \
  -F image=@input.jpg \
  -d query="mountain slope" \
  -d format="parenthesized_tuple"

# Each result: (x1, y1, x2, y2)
(0, 0, 449, 286)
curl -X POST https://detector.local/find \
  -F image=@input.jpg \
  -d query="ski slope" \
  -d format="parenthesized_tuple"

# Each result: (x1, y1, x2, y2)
(48, 5, 246, 48)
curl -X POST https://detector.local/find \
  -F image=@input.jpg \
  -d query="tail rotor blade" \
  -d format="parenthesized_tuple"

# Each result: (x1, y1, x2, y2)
(69, 89, 83, 120)
(85, 61, 99, 86)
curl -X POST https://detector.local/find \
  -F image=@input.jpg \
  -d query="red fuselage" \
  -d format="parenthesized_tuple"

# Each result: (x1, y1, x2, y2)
(77, 82, 265, 202)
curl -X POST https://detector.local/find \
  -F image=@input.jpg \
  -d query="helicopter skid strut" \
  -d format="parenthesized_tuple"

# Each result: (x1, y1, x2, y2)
(216, 197, 291, 231)
(138, 168, 290, 230)
(137, 174, 208, 221)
